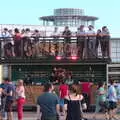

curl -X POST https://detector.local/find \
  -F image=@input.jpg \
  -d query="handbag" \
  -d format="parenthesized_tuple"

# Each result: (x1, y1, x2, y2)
(82, 102, 87, 110)
(81, 98, 87, 110)
(79, 101, 88, 120)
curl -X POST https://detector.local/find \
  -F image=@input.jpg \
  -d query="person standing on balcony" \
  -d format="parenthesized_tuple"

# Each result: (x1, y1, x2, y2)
(16, 79, 26, 120)
(87, 25, 96, 59)
(31, 29, 41, 57)
(51, 27, 60, 56)
(101, 26, 110, 58)
(62, 26, 72, 57)
(1, 28, 13, 57)
(76, 25, 86, 60)
(14, 28, 22, 57)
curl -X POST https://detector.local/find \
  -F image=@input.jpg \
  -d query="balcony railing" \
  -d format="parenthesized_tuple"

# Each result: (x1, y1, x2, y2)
(0, 35, 110, 62)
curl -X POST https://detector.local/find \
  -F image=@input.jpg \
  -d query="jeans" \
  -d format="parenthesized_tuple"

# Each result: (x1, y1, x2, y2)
(17, 98, 26, 120)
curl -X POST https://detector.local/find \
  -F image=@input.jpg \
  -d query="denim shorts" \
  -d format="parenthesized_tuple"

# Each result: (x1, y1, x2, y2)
(59, 98, 64, 107)
(108, 101, 117, 110)
(5, 100, 14, 112)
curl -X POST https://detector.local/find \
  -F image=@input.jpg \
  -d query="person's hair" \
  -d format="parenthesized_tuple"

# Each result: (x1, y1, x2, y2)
(34, 29, 39, 33)
(65, 26, 69, 29)
(17, 79, 24, 86)
(109, 79, 115, 85)
(97, 81, 104, 89)
(97, 29, 101, 33)
(80, 25, 84, 29)
(4, 28, 8, 31)
(14, 28, 19, 33)
(26, 28, 30, 32)
(69, 84, 79, 95)
(102, 26, 107, 29)
(44, 83, 53, 92)
(4, 78, 11, 82)
(88, 25, 94, 29)
(60, 79, 65, 84)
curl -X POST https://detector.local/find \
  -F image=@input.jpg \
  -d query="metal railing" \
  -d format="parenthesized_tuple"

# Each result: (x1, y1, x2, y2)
(0, 35, 110, 60)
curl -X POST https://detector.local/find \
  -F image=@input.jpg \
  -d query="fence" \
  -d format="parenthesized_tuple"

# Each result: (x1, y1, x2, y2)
(0, 35, 110, 60)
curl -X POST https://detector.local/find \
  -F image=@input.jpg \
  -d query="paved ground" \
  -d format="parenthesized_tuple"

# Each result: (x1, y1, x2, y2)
(9, 112, 120, 120)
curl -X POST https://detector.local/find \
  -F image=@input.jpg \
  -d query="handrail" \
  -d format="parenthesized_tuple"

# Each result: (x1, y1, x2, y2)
(0, 35, 110, 60)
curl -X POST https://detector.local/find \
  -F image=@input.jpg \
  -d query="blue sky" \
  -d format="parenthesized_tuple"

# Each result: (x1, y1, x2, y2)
(0, 0, 120, 37)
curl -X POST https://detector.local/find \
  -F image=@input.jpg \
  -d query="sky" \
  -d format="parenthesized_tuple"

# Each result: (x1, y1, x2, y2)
(0, 0, 120, 37)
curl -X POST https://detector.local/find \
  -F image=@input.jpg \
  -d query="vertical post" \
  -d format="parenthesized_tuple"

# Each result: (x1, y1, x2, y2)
(3, 65, 9, 79)
(106, 64, 109, 90)
(0, 65, 3, 84)
(8, 65, 11, 80)
(91, 20, 95, 27)
(21, 38, 23, 58)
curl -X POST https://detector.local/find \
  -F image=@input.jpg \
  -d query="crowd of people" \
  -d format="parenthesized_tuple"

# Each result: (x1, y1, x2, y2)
(0, 25, 110, 59)
(36, 82, 85, 120)
(49, 67, 73, 85)
(36, 79, 120, 120)
(93, 80, 120, 120)
(0, 78, 25, 120)
(0, 76, 120, 120)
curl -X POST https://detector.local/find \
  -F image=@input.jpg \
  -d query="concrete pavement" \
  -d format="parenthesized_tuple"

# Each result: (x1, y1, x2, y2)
(6, 112, 120, 120)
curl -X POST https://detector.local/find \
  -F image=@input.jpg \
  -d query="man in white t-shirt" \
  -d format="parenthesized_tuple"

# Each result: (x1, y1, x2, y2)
(108, 80, 118, 120)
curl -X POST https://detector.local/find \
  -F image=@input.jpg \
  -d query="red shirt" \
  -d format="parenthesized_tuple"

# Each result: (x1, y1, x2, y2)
(14, 33, 21, 41)
(59, 84, 68, 98)
(81, 82, 93, 95)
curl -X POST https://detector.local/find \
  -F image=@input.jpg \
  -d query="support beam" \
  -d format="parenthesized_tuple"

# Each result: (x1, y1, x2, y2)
(0, 65, 3, 83)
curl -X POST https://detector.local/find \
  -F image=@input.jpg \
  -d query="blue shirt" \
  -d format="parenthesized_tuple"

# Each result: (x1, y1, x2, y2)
(108, 85, 117, 102)
(37, 92, 59, 117)
(6, 83, 15, 101)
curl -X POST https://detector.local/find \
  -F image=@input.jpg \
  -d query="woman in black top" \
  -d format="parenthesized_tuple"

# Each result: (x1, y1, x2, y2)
(64, 84, 83, 120)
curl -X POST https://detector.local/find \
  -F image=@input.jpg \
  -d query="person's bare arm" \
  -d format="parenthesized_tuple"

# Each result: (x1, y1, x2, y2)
(63, 99, 68, 119)
(56, 104, 60, 114)
(36, 105, 42, 120)
(2, 89, 12, 96)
